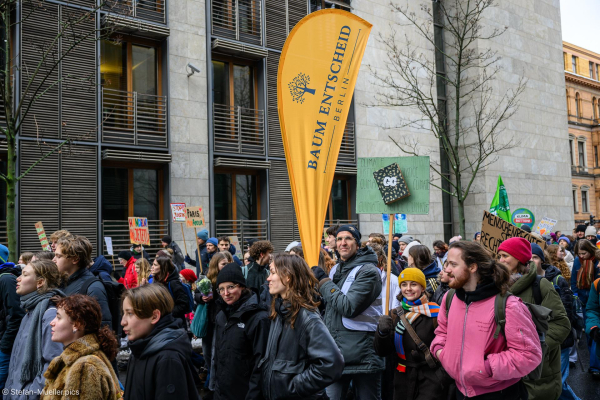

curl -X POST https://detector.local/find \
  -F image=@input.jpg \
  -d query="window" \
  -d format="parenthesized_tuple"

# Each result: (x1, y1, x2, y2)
(573, 187, 578, 213)
(310, 0, 351, 12)
(214, 171, 259, 220)
(597, 64, 599, 81)
(595, 146, 598, 167)
(102, 166, 163, 221)
(595, 98, 598, 121)
(326, 177, 351, 222)
(100, 39, 160, 95)
(582, 187, 589, 213)
(212, 60, 255, 109)
(578, 141, 585, 166)
(572, 56, 578, 73)
(569, 137, 574, 165)
(575, 92, 581, 118)
(590, 62, 594, 79)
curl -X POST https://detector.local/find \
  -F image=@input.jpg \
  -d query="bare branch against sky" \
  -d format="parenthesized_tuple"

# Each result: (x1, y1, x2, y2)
(560, 0, 600, 54)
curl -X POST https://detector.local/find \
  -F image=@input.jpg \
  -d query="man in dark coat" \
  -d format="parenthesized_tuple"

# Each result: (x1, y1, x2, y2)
(0, 244, 25, 389)
(213, 264, 269, 400)
(185, 229, 209, 276)
(247, 240, 273, 291)
(161, 235, 185, 270)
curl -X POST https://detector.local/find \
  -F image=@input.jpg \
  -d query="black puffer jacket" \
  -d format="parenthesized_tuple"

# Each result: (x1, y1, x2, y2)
(246, 261, 269, 291)
(0, 264, 25, 354)
(259, 299, 344, 400)
(64, 267, 112, 328)
(161, 269, 192, 326)
(213, 290, 269, 400)
(544, 264, 576, 348)
(125, 314, 200, 400)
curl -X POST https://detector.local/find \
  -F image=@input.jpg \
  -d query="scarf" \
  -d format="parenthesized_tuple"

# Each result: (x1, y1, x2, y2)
(20, 289, 65, 383)
(577, 258, 596, 290)
(393, 294, 439, 373)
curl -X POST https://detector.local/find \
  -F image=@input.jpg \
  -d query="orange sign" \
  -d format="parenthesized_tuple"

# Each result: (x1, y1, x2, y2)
(128, 217, 150, 245)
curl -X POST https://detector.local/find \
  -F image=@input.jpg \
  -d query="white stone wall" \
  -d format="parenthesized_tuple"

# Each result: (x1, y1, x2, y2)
(168, 0, 210, 256)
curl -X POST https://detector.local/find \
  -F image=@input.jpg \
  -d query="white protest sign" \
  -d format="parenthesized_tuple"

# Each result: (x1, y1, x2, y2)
(104, 237, 114, 256)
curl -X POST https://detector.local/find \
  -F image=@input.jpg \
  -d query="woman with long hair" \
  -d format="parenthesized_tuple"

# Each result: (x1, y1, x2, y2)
(407, 245, 441, 298)
(41, 295, 120, 400)
(151, 257, 192, 327)
(5, 260, 65, 399)
(260, 254, 343, 399)
(547, 244, 571, 280)
(122, 285, 200, 400)
(318, 248, 335, 275)
(135, 258, 151, 286)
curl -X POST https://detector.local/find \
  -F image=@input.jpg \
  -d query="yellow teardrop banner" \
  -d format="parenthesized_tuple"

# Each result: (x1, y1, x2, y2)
(278, 10, 372, 267)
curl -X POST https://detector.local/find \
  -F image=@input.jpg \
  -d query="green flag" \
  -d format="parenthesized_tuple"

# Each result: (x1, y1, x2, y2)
(489, 175, 511, 222)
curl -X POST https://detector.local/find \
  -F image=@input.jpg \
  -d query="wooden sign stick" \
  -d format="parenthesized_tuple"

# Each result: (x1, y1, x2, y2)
(181, 223, 188, 254)
(385, 213, 394, 316)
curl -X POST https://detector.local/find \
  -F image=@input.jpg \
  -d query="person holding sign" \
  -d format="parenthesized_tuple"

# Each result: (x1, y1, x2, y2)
(185, 229, 210, 276)
(314, 225, 383, 400)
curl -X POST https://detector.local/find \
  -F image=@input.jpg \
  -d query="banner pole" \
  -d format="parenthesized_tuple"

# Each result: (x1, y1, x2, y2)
(194, 228, 201, 273)
(111, 255, 116, 272)
(181, 223, 188, 254)
(385, 213, 394, 316)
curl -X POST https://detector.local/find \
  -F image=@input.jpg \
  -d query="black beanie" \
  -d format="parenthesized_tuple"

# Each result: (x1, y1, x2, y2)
(336, 225, 361, 246)
(576, 224, 587, 233)
(161, 235, 172, 245)
(520, 225, 531, 233)
(118, 250, 132, 260)
(216, 263, 246, 287)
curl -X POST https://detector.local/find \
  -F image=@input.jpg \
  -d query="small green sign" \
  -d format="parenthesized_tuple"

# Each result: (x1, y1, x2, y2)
(356, 157, 430, 214)
(511, 208, 535, 229)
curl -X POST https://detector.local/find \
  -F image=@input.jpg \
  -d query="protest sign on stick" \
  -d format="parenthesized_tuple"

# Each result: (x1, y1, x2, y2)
(535, 217, 558, 236)
(186, 207, 206, 270)
(34, 222, 51, 251)
(104, 237, 116, 269)
(171, 203, 188, 254)
(128, 217, 150, 247)
(480, 211, 546, 254)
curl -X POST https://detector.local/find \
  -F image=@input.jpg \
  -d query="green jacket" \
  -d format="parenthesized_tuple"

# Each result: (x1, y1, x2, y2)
(509, 263, 571, 400)
(318, 246, 384, 374)
(585, 278, 600, 359)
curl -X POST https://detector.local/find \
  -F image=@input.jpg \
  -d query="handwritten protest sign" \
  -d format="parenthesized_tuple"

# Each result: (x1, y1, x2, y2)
(229, 236, 243, 260)
(535, 217, 558, 236)
(128, 217, 150, 245)
(170, 203, 187, 223)
(382, 214, 408, 235)
(104, 237, 114, 256)
(35, 222, 51, 251)
(185, 206, 206, 229)
(480, 211, 546, 254)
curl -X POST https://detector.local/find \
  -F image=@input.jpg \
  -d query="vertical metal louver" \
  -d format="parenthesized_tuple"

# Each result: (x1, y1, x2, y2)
(19, 141, 60, 252)
(20, 2, 60, 139)
(265, 0, 287, 50)
(268, 160, 299, 251)
(61, 7, 97, 142)
(60, 144, 98, 252)
(287, 0, 306, 33)
(266, 51, 284, 157)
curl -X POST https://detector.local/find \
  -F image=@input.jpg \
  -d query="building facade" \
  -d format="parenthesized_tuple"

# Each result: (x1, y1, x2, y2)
(563, 42, 600, 226)
(9, 0, 574, 261)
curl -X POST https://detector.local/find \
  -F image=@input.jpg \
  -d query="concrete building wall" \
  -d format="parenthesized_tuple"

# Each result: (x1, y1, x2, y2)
(168, 0, 210, 254)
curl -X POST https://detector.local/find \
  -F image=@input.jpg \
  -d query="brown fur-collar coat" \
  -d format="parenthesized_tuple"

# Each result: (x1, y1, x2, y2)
(41, 334, 120, 400)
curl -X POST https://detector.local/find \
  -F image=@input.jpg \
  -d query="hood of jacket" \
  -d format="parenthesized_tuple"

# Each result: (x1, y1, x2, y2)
(90, 255, 113, 276)
(509, 262, 537, 296)
(335, 246, 378, 277)
(0, 262, 21, 277)
(543, 265, 562, 282)
(229, 244, 238, 256)
(165, 267, 180, 283)
(128, 314, 189, 359)
(456, 279, 500, 305)
(422, 260, 441, 278)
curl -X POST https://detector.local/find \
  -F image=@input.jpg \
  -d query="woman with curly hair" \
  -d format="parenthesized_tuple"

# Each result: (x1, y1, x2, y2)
(135, 258, 151, 286)
(42, 295, 120, 400)
(260, 254, 343, 399)
(547, 244, 571, 281)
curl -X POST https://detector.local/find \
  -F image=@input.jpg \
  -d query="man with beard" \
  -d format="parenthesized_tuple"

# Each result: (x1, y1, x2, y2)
(430, 241, 542, 400)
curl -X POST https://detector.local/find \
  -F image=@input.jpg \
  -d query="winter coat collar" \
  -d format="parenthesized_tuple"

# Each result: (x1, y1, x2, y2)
(50, 333, 101, 372)
(335, 246, 378, 277)
(456, 279, 500, 305)
(128, 314, 182, 358)
(66, 267, 91, 285)
(508, 262, 537, 295)
(217, 289, 263, 320)
(0, 262, 21, 276)
(543, 265, 562, 282)
(422, 260, 441, 278)
(90, 255, 113, 276)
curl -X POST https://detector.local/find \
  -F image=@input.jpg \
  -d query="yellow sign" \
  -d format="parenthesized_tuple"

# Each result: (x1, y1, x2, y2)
(278, 9, 372, 267)
(185, 206, 206, 229)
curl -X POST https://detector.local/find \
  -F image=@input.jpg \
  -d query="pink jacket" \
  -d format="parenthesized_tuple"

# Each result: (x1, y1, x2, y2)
(430, 292, 542, 398)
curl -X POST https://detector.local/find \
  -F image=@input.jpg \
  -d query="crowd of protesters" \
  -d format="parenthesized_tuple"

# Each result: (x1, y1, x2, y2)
(0, 222, 597, 400)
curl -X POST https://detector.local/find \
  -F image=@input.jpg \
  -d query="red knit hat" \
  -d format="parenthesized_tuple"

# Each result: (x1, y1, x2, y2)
(179, 268, 198, 283)
(497, 237, 532, 265)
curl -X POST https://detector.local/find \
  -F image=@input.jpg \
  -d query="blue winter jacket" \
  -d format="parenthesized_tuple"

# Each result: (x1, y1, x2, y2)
(90, 255, 113, 282)
(571, 257, 600, 304)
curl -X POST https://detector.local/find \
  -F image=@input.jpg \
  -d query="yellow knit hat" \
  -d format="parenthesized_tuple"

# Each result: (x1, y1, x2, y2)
(398, 267, 426, 290)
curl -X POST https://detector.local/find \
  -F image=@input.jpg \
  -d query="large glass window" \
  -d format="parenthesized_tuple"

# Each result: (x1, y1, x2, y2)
(233, 65, 253, 108)
(102, 167, 130, 220)
(578, 141, 585, 166)
(573, 189, 578, 213)
(132, 45, 157, 95)
(590, 62, 595, 79)
(133, 169, 159, 220)
(212, 61, 229, 105)
(569, 139, 574, 165)
(582, 189, 589, 213)
(214, 172, 259, 220)
(101, 39, 159, 95)
(100, 40, 127, 91)
(212, 60, 255, 108)
(572, 56, 578, 73)
(326, 178, 350, 222)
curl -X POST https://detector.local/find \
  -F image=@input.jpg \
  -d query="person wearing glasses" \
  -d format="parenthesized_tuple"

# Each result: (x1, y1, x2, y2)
(213, 263, 269, 400)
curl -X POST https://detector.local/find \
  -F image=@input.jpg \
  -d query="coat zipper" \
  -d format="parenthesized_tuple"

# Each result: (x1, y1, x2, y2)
(459, 304, 469, 394)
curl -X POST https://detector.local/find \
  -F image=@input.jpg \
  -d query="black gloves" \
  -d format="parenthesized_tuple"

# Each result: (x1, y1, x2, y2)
(113, 271, 122, 280)
(592, 328, 600, 344)
(378, 315, 393, 336)
(311, 266, 327, 281)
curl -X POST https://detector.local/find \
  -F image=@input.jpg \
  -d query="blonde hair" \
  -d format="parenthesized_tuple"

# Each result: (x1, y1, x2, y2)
(207, 252, 233, 286)
(29, 260, 66, 293)
(135, 258, 151, 285)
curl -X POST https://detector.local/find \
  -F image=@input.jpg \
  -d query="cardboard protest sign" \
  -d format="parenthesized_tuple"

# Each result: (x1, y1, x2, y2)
(185, 206, 206, 229)
(535, 217, 558, 236)
(34, 222, 51, 251)
(128, 217, 150, 246)
(480, 211, 546, 254)
(228, 236, 243, 260)
(357, 156, 430, 214)
(170, 203, 187, 223)
(104, 237, 114, 256)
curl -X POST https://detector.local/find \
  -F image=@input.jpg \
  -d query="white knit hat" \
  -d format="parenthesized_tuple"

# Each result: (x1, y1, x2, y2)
(402, 241, 420, 260)
(585, 225, 597, 237)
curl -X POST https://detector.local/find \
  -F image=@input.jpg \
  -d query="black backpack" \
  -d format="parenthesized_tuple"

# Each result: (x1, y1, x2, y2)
(82, 277, 126, 334)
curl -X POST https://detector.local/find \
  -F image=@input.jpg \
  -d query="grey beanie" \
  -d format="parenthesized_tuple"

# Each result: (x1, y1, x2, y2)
(398, 235, 414, 245)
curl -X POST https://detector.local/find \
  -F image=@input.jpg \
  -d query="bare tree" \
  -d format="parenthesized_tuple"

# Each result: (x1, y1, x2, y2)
(370, 0, 526, 237)
(0, 0, 127, 259)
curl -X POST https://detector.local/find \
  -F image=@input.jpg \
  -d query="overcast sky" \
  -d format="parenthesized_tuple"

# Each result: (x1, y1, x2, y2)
(560, 0, 600, 54)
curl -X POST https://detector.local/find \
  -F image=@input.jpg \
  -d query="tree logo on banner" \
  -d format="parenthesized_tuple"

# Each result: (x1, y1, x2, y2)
(288, 73, 315, 104)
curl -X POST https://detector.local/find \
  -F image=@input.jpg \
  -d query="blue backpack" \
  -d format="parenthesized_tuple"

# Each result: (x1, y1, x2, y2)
(168, 281, 195, 313)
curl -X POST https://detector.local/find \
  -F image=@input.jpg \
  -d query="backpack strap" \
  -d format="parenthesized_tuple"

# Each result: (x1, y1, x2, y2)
(594, 278, 600, 291)
(81, 276, 100, 296)
(445, 289, 456, 316)
(532, 275, 543, 306)
(398, 310, 438, 370)
(493, 292, 510, 339)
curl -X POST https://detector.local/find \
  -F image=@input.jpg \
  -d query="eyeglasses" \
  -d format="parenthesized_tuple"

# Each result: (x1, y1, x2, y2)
(218, 284, 239, 294)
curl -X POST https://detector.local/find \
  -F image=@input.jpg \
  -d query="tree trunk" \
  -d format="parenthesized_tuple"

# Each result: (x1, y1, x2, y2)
(6, 126, 17, 262)
(457, 198, 466, 239)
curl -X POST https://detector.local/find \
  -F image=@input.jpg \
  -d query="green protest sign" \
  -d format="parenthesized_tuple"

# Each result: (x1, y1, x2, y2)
(356, 157, 430, 214)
